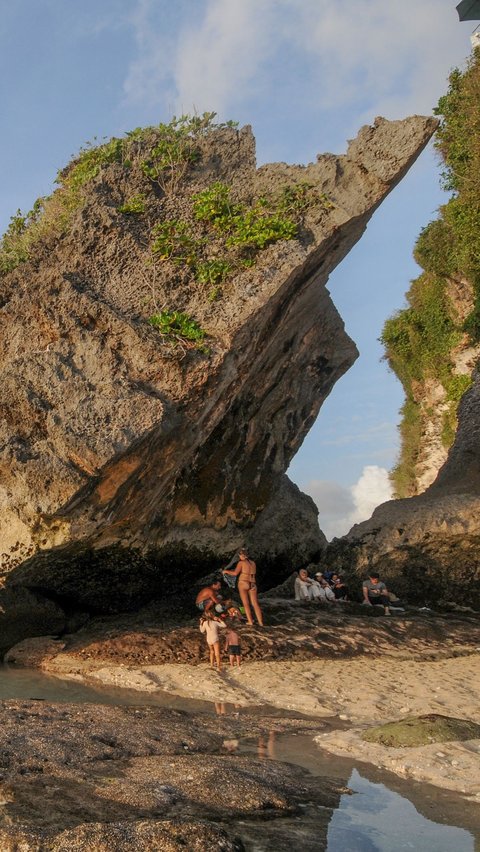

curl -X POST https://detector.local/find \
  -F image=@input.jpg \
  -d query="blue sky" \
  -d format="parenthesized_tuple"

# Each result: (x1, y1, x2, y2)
(0, 1, 474, 538)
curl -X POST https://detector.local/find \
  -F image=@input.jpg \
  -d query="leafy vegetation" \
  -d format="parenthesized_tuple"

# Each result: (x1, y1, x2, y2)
(380, 274, 466, 495)
(1, 110, 335, 367)
(433, 49, 480, 320)
(225, 204, 297, 249)
(389, 397, 423, 498)
(192, 182, 297, 249)
(381, 50, 480, 496)
(148, 310, 207, 350)
(195, 259, 232, 297)
(0, 113, 237, 276)
(149, 179, 320, 300)
(276, 182, 335, 217)
(117, 194, 146, 215)
(58, 137, 124, 197)
(0, 203, 44, 274)
(140, 113, 238, 193)
(151, 220, 203, 267)
(381, 275, 461, 386)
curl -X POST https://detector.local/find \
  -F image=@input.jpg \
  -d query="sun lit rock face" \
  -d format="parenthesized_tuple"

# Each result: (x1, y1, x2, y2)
(401, 276, 480, 497)
(0, 116, 437, 611)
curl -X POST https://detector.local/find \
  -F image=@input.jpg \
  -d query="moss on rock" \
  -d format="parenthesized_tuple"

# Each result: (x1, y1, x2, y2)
(362, 713, 480, 748)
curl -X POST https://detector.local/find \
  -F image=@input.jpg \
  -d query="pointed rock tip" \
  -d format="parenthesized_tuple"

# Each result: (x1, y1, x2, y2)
(346, 114, 439, 184)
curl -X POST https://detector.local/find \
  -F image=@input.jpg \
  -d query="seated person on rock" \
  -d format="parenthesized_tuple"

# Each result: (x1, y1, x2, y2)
(331, 573, 349, 601)
(295, 568, 323, 602)
(195, 579, 224, 615)
(315, 574, 336, 603)
(362, 572, 391, 615)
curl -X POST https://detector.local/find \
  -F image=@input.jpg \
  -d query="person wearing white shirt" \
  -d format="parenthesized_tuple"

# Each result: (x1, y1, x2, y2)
(200, 614, 226, 670)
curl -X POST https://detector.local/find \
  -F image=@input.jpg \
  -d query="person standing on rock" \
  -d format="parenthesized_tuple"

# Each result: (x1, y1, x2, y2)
(200, 612, 226, 670)
(223, 549, 264, 627)
(224, 623, 242, 667)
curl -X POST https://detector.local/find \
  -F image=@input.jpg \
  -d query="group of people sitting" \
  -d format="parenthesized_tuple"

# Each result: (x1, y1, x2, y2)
(196, 561, 404, 673)
(294, 567, 404, 615)
(294, 568, 349, 603)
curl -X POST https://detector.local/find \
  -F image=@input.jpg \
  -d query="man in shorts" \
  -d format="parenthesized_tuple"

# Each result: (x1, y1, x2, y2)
(195, 580, 223, 615)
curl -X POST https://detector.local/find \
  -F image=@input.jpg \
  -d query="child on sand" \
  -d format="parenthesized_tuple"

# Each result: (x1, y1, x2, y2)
(224, 624, 242, 667)
(199, 612, 226, 671)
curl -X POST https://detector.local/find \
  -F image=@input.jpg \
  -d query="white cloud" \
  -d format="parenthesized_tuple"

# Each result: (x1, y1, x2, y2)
(123, 0, 178, 109)
(174, 0, 278, 115)
(292, 0, 461, 117)
(350, 465, 393, 524)
(123, 0, 467, 131)
(304, 465, 393, 541)
(123, 0, 280, 113)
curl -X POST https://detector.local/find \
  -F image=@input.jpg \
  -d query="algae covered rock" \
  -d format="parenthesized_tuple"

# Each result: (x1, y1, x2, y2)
(362, 713, 480, 748)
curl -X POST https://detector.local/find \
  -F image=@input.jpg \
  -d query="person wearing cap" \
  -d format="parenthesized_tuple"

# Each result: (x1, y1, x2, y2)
(307, 570, 336, 603)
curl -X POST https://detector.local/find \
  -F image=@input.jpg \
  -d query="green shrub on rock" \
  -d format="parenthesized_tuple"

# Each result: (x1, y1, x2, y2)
(148, 310, 207, 350)
(151, 221, 203, 267)
(192, 182, 297, 249)
(381, 50, 480, 496)
(117, 194, 146, 215)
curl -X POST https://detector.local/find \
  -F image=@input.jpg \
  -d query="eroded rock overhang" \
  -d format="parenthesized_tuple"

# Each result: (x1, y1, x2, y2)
(0, 115, 437, 602)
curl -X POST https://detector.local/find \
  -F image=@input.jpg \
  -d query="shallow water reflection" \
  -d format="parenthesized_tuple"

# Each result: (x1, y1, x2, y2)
(1, 667, 477, 851)
(0, 665, 308, 717)
(238, 734, 477, 852)
(0, 665, 218, 711)
(326, 768, 474, 852)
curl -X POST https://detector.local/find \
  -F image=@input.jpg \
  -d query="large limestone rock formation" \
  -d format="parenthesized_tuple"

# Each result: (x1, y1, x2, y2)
(325, 370, 480, 607)
(0, 115, 436, 613)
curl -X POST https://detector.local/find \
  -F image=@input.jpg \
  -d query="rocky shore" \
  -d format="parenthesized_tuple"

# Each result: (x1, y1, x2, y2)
(0, 697, 342, 850)
(4, 600, 480, 826)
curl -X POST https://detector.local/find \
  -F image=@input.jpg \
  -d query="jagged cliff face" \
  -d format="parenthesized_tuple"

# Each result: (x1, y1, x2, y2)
(0, 116, 436, 612)
(325, 80, 480, 610)
(412, 276, 480, 494)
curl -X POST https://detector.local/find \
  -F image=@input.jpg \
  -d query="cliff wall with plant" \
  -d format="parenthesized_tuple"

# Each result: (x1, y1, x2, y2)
(381, 50, 480, 498)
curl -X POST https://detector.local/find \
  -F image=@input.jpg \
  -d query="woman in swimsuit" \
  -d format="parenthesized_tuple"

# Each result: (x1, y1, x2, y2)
(223, 549, 263, 626)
